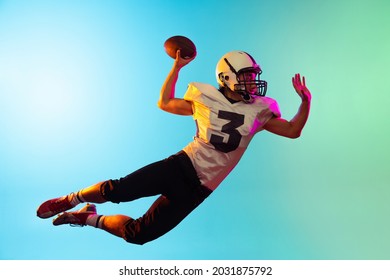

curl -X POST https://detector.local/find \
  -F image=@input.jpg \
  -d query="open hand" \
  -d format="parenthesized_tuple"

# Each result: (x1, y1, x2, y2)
(292, 73, 311, 102)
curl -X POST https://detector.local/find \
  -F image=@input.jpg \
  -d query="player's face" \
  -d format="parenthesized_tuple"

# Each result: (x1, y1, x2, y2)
(238, 72, 257, 94)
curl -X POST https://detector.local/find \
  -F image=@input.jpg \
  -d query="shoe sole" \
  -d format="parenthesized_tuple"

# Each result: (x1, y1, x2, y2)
(52, 204, 97, 226)
(53, 213, 75, 226)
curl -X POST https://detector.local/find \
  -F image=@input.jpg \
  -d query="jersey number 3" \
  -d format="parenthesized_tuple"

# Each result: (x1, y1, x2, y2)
(210, 110, 244, 153)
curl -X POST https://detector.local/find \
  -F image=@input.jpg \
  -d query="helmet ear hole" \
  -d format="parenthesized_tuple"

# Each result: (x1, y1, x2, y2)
(218, 74, 229, 82)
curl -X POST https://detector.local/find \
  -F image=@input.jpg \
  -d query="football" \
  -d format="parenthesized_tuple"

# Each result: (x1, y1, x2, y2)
(164, 35, 196, 59)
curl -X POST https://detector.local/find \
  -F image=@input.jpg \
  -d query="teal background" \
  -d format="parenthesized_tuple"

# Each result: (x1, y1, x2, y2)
(1, 0, 389, 259)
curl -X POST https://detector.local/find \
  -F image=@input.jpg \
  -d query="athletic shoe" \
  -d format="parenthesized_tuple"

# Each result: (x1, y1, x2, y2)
(53, 203, 97, 227)
(37, 193, 75, 219)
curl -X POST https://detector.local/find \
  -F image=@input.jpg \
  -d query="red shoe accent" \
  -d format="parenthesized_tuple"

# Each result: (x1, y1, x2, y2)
(37, 194, 74, 219)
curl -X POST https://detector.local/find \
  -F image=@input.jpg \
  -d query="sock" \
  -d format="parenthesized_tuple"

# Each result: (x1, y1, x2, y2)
(86, 215, 105, 228)
(68, 191, 84, 207)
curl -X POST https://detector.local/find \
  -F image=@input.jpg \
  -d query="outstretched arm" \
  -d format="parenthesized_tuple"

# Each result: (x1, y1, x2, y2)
(158, 50, 195, 115)
(264, 73, 312, 138)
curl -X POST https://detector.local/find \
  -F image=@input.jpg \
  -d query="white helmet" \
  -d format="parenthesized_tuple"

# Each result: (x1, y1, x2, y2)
(216, 51, 267, 102)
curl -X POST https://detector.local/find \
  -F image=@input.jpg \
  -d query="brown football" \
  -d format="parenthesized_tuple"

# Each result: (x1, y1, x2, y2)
(164, 35, 196, 59)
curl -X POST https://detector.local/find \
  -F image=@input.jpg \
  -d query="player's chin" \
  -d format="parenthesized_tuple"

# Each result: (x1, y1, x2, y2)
(247, 89, 257, 95)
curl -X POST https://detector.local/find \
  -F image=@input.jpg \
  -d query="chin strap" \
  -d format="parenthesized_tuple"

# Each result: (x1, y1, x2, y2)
(238, 91, 254, 103)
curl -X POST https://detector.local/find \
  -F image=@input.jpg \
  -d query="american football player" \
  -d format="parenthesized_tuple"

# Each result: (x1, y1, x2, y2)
(37, 49, 311, 245)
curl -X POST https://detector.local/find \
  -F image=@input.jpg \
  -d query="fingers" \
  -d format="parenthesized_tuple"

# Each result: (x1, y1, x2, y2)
(293, 73, 301, 85)
(175, 49, 181, 60)
(295, 73, 301, 83)
(175, 49, 196, 63)
(174, 49, 195, 70)
(292, 74, 298, 88)
(292, 73, 306, 88)
(292, 74, 298, 90)
(292, 73, 311, 102)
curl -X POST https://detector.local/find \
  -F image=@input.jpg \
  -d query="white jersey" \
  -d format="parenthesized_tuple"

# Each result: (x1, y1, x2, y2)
(182, 82, 281, 191)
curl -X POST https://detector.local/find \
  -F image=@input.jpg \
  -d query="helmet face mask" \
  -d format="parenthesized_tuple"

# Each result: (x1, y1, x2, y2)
(216, 51, 267, 103)
(235, 70, 267, 98)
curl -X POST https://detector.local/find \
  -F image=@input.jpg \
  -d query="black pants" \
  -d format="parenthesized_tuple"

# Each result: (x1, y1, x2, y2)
(99, 151, 212, 245)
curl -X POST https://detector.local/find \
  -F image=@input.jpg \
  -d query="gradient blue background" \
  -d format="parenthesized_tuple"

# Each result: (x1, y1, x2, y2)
(1, 0, 389, 260)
